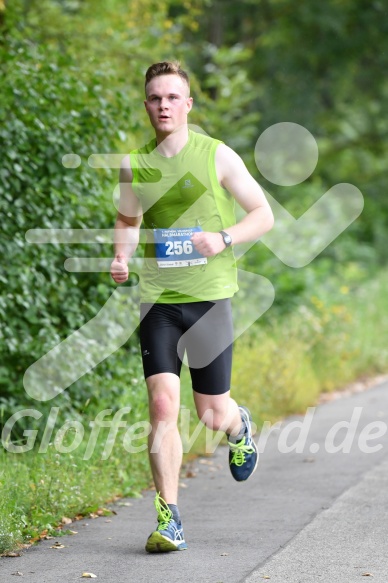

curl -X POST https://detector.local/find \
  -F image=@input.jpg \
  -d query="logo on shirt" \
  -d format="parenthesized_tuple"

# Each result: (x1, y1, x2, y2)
(182, 179, 194, 189)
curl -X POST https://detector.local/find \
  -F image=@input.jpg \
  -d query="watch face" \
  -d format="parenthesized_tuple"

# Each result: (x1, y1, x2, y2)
(222, 232, 232, 246)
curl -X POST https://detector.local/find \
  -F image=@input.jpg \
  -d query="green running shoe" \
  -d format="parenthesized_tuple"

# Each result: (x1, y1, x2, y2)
(145, 493, 188, 553)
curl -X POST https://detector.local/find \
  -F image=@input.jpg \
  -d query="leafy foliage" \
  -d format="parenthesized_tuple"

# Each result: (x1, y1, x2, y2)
(0, 16, 139, 428)
(186, 0, 388, 265)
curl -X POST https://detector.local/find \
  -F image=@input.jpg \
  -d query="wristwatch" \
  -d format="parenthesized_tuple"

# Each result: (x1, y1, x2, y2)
(219, 230, 232, 248)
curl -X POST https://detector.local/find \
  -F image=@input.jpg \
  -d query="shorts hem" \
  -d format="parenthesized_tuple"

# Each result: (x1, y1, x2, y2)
(144, 369, 180, 380)
(191, 385, 231, 396)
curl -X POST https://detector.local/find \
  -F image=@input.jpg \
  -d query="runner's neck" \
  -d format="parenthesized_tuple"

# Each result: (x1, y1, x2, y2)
(155, 125, 190, 158)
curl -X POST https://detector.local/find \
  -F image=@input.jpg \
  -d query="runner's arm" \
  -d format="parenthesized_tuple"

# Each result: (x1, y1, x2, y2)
(111, 155, 143, 283)
(216, 143, 274, 244)
(191, 144, 274, 256)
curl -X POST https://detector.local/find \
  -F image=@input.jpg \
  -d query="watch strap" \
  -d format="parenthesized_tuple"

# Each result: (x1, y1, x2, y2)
(219, 230, 232, 247)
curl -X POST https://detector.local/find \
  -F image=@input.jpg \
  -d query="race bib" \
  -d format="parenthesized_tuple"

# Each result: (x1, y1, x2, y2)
(153, 227, 208, 268)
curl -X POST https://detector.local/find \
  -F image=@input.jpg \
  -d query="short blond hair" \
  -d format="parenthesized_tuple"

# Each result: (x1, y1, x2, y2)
(145, 61, 190, 95)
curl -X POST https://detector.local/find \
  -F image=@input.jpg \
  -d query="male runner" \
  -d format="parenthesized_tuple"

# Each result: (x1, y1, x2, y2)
(110, 61, 274, 553)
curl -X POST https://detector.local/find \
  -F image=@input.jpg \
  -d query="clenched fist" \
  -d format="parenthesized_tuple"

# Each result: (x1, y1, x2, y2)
(110, 254, 129, 283)
(190, 231, 226, 257)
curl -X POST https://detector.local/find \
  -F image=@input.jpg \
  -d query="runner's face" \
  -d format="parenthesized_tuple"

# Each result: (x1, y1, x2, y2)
(144, 75, 193, 135)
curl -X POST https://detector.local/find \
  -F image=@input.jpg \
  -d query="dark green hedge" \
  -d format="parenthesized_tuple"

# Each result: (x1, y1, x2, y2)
(0, 32, 140, 432)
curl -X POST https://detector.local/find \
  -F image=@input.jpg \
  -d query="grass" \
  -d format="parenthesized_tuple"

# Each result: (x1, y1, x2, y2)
(1, 270, 388, 554)
(231, 269, 388, 426)
(0, 425, 151, 554)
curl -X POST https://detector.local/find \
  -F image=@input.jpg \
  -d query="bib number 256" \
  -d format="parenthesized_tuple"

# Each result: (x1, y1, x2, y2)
(165, 240, 193, 256)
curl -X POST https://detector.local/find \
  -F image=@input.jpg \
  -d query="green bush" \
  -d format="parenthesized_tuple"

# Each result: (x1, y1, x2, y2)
(0, 31, 140, 431)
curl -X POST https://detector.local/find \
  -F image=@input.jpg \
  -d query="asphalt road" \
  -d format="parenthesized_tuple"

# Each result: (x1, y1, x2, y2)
(1, 379, 388, 583)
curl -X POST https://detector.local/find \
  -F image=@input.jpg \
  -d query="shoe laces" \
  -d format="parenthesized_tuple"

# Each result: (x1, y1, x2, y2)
(154, 492, 173, 530)
(228, 437, 255, 467)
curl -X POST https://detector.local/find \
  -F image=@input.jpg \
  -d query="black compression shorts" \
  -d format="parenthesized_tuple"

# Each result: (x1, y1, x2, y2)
(139, 299, 233, 395)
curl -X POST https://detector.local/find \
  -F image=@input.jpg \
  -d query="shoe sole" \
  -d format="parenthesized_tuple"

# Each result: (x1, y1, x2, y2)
(145, 531, 188, 553)
(247, 443, 259, 479)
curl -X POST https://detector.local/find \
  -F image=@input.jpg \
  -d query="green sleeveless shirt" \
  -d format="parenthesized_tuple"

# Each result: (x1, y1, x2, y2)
(130, 129, 238, 303)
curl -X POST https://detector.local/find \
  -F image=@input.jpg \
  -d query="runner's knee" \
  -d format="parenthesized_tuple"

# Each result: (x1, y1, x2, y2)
(148, 383, 179, 423)
(199, 405, 229, 432)
(149, 393, 176, 420)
